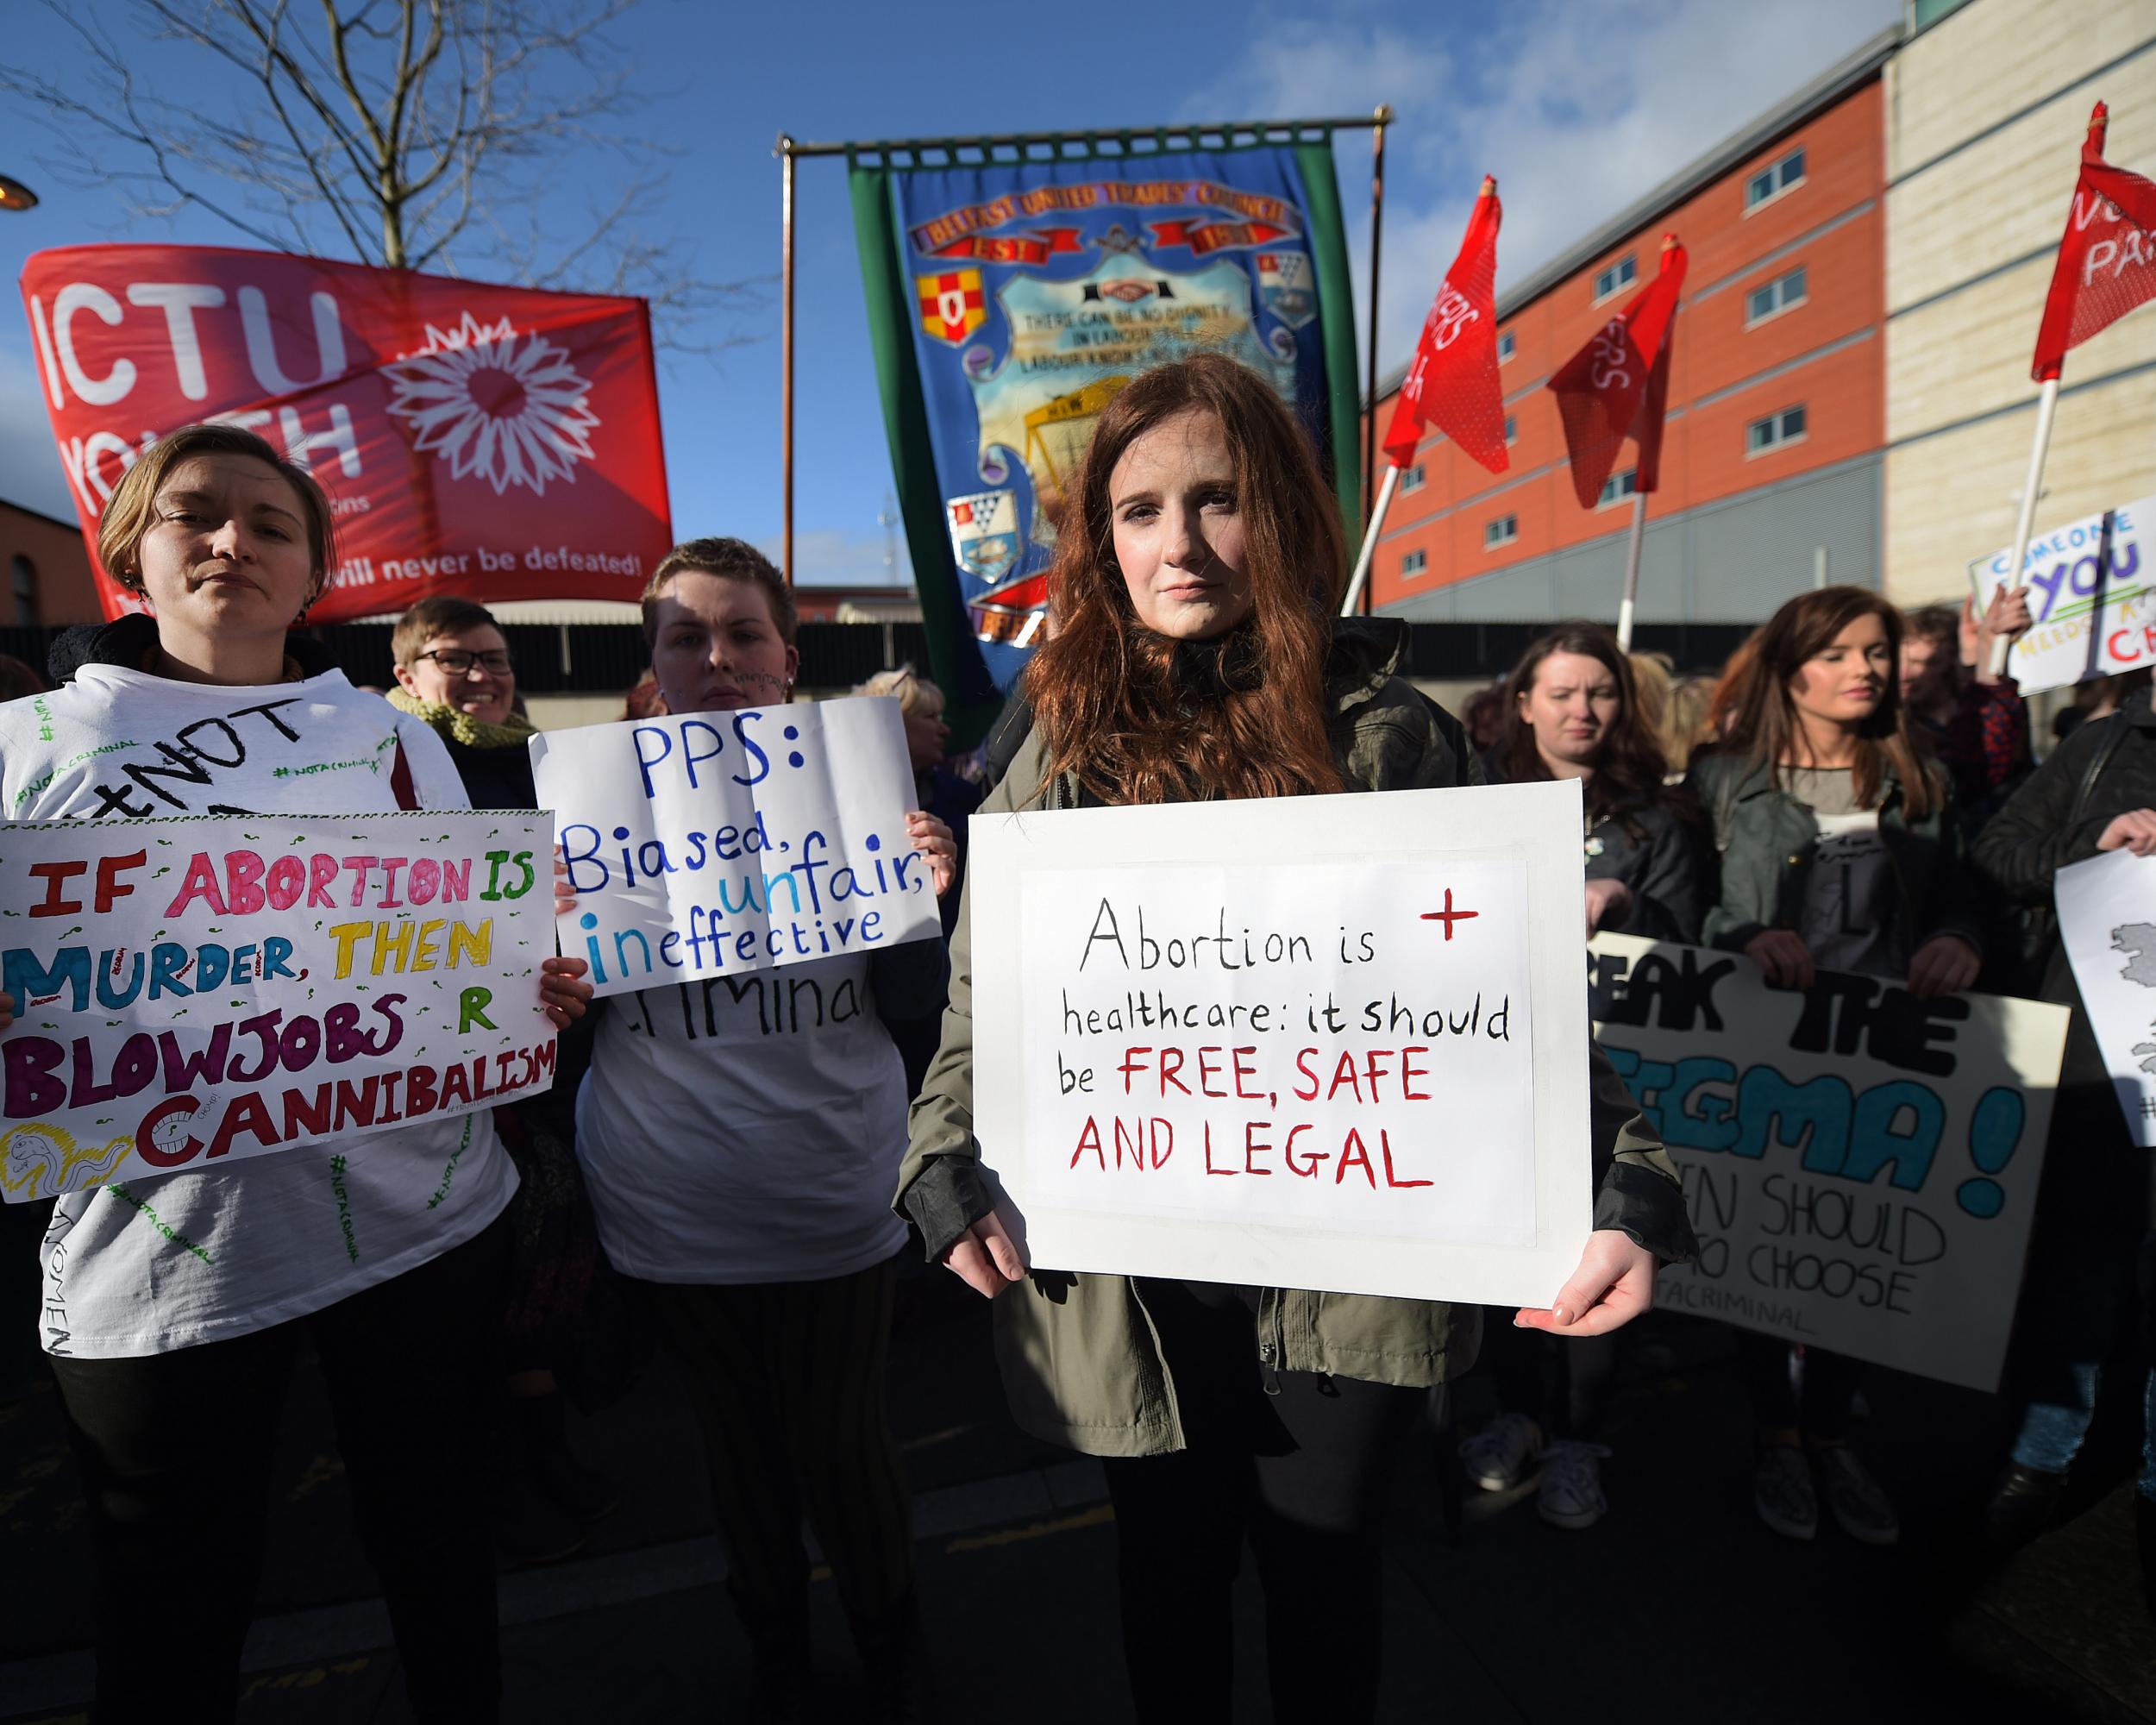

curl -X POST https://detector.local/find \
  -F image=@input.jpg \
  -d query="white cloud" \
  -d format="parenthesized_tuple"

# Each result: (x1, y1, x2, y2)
(1186, 0, 1900, 378)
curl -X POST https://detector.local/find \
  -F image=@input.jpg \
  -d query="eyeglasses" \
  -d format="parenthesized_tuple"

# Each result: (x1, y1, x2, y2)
(417, 649, 513, 675)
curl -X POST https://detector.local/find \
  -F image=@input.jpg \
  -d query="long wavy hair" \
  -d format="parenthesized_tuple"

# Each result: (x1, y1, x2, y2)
(1025, 352, 1346, 804)
(1721, 585, 1938, 819)
(1496, 623, 1676, 836)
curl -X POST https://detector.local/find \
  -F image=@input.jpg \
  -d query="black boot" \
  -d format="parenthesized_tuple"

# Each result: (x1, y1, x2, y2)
(733, 1584, 813, 1724)
(854, 1602, 936, 1724)
(512, 1388, 619, 1521)
(1976, 1462, 2068, 1557)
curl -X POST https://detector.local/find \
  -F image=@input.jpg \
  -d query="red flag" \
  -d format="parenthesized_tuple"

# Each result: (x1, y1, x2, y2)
(2032, 103, 2156, 381)
(19, 244, 673, 623)
(1382, 177, 1507, 474)
(1548, 235, 1688, 511)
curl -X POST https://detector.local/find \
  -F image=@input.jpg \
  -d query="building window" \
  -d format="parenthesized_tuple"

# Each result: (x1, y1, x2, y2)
(1745, 264, 1809, 325)
(1400, 464, 1426, 494)
(1747, 404, 1808, 455)
(1597, 468, 1639, 508)
(1745, 146, 1807, 212)
(1485, 513, 1519, 549)
(1504, 415, 1517, 445)
(1592, 254, 1637, 302)
(1496, 330, 1516, 363)
(9, 556, 33, 627)
(1401, 549, 1428, 576)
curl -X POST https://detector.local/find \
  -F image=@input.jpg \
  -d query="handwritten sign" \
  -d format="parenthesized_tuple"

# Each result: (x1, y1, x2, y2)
(1969, 494, 2151, 696)
(2055, 848, 2156, 1146)
(1, 811, 557, 1201)
(969, 780, 1595, 1308)
(1589, 933, 2068, 1391)
(530, 698, 943, 1000)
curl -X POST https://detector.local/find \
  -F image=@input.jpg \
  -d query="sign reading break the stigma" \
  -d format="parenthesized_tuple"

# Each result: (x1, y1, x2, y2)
(969, 780, 1595, 1309)
(1, 812, 557, 1203)
(531, 698, 943, 1000)
(1589, 934, 2068, 1392)
(2055, 848, 2156, 1147)
(1970, 494, 2152, 696)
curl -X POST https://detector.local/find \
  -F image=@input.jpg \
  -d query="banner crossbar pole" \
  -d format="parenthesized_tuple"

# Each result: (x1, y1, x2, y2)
(783, 115, 1390, 161)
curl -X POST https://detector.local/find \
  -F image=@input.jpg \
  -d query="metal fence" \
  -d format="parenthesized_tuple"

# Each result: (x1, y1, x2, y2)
(0, 617, 1749, 699)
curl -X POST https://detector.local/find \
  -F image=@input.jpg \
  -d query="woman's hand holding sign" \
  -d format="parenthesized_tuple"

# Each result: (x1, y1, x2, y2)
(1515, 1228, 1655, 1336)
(906, 811, 959, 897)
(943, 1204, 1027, 1299)
(538, 957, 593, 1028)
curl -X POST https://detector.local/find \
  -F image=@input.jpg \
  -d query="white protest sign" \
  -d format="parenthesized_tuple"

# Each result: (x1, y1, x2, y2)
(1, 811, 558, 1201)
(1969, 495, 2151, 696)
(969, 779, 1594, 1309)
(1589, 933, 2068, 1391)
(2055, 847, 2156, 1146)
(530, 698, 943, 1000)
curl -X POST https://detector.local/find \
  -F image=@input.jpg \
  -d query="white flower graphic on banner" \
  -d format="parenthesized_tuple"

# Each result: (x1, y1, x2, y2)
(382, 311, 600, 495)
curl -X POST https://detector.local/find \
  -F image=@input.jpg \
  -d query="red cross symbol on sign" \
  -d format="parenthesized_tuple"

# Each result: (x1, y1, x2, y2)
(1420, 889, 1479, 941)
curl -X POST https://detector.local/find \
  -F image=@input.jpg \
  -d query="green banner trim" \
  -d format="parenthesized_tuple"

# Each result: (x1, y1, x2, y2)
(1295, 139, 1363, 553)
(847, 159, 1004, 750)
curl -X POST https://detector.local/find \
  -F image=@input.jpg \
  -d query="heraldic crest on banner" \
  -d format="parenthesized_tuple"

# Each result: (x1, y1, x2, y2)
(873, 155, 1346, 674)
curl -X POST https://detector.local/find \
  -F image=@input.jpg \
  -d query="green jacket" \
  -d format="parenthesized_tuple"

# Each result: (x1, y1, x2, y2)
(898, 621, 1695, 1458)
(1688, 751, 1983, 963)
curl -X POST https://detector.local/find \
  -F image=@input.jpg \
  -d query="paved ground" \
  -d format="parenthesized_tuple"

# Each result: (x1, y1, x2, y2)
(2, 1271, 2151, 1723)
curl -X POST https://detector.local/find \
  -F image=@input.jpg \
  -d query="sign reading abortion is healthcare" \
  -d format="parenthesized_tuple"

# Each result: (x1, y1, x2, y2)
(531, 698, 943, 1000)
(2, 811, 558, 1201)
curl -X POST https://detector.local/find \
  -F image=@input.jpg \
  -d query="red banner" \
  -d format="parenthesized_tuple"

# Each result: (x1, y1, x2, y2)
(2031, 102, 2156, 382)
(19, 245, 671, 624)
(1548, 235, 1687, 511)
(1382, 178, 1507, 475)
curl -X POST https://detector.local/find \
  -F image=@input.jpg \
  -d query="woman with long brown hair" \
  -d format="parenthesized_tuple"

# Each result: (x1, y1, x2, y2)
(1491, 621, 1704, 944)
(1463, 623, 1708, 1533)
(1691, 583, 1983, 1549)
(899, 353, 1695, 1722)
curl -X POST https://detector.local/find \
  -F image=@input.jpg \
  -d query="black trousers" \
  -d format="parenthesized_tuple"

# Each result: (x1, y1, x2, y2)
(637, 1256, 914, 1670)
(1102, 1282, 1421, 1725)
(1738, 1331, 1864, 1444)
(48, 1216, 508, 1724)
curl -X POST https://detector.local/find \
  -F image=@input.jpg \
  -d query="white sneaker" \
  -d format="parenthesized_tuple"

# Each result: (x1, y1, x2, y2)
(1816, 1446, 1899, 1546)
(1459, 1411, 1543, 1492)
(1537, 1440, 1612, 1529)
(1754, 1445, 1817, 1540)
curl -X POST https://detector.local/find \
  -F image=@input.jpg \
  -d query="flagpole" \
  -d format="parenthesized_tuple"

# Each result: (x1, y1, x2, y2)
(779, 134, 798, 587)
(1342, 462, 1403, 615)
(1617, 490, 1648, 652)
(1989, 375, 2060, 676)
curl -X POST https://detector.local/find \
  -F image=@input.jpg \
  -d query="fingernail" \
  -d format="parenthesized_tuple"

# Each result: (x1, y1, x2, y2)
(1551, 1305, 1570, 1325)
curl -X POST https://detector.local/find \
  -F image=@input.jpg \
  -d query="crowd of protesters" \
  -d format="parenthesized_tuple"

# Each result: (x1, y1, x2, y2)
(1, 361, 2152, 1723)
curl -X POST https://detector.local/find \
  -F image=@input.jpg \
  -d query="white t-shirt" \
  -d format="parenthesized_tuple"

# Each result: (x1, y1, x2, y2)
(575, 957, 910, 1283)
(2, 661, 517, 1358)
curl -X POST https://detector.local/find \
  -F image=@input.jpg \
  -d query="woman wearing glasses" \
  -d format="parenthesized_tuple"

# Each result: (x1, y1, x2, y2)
(391, 599, 618, 1565)
(391, 600, 535, 810)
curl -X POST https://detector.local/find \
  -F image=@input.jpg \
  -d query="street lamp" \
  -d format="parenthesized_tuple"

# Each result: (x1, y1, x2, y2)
(0, 175, 40, 211)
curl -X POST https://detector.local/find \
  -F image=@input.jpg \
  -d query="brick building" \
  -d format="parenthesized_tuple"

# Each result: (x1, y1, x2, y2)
(1365, 29, 1897, 624)
(0, 497, 102, 626)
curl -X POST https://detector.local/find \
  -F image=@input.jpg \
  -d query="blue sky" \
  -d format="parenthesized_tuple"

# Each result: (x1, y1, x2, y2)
(0, 0, 1899, 587)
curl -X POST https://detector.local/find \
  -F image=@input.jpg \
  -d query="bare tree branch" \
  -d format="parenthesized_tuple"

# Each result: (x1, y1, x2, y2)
(0, 0, 753, 354)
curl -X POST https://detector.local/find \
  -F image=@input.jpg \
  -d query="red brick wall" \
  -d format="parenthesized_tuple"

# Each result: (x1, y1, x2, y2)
(1369, 78, 1884, 609)
(0, 499, 102, 625)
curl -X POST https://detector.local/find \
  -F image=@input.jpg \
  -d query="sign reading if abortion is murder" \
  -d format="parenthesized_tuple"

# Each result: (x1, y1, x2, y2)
(531, 698, 943, 1000)
(1, 812, 558, 1202)
(1589, 933, 2068, 1391)
(968, 780, 1595, 1310)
